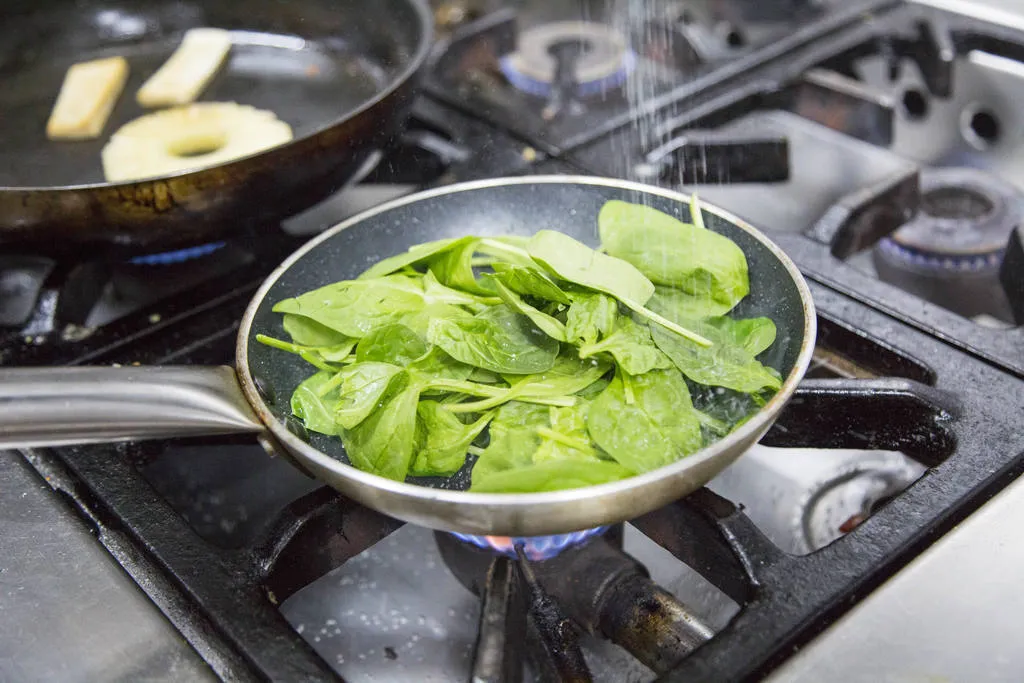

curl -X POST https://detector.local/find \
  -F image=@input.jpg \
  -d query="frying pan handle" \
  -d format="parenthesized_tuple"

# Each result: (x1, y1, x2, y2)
(0, 366, 264, 450)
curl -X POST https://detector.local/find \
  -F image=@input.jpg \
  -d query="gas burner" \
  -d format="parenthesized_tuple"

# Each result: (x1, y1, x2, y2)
(450, 526, 609, 561)
(873, 167, 1022, 322)
(499, 21, 636, 99)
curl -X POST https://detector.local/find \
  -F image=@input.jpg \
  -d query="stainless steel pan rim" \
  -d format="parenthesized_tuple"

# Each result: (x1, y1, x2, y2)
(235, 175, 818, 535)
(1, 0, 435, 193)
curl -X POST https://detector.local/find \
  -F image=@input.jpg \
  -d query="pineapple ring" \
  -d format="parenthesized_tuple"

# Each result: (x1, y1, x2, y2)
(101, 102, 294, 183)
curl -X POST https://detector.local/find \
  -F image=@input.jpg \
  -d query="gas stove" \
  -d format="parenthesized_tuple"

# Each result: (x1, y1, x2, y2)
(2, 1, 1024, 682)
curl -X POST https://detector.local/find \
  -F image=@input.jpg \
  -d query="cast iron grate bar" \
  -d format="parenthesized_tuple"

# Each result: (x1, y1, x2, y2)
(805, 168, 919, 259)
(649, 132, 790, 184)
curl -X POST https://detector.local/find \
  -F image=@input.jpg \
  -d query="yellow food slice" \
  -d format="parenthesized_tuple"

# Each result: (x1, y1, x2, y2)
(46, 56, 129, 140)
(101, 102, 294, 182)
(137, 28, 232, 108)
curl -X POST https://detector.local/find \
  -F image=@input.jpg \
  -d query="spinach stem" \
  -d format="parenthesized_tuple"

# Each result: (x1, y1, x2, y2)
(467, 445, 487, 457)
(256, 334, 305, 355)
(256, 334, 339, 372)
(477, 238, 534, 266)
(444, 392, 575, 414)
(577, 333, 620, 359)
(690, 194, 707, 231)
(535, 427, 598, 457)
(621, 372, 636, 405)
(622, 299, 713, 347)
(424, 379, 506, 398)
(316, 369, 348, 398)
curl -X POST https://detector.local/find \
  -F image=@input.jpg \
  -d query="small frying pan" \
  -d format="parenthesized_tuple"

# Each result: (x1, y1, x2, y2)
(0, 177, 816, 536)
(0, 0, 431, 260)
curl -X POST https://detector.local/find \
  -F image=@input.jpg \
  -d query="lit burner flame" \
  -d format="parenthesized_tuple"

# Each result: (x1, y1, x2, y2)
(451, 527, 608, 561)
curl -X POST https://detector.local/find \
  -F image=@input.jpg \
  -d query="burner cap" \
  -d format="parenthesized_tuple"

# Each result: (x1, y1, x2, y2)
(879, 168, 1020, 270)
(500, 21, 635, 98)
(873, 167, 1021, 321)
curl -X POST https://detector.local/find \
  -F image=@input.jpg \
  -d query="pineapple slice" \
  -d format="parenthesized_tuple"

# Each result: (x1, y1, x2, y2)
(46, 56, 129, 140)
(101, 102, 293, 182)
(137, 28, 232, 108)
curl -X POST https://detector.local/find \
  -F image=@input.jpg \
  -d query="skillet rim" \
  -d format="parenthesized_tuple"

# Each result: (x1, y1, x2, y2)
(235, 175, 817, 524)
(0, 0, 434, 192)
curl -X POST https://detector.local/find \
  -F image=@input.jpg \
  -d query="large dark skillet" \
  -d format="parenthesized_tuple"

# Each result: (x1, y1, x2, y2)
(0, 0, 432, 259)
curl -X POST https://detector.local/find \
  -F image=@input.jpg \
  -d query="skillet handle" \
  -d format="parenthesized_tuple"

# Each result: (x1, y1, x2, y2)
(0, 366, 264, 450)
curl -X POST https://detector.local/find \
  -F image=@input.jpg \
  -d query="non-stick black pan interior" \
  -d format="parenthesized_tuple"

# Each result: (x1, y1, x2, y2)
(0, 0, 421, 188)
(244, 178, 811, 491)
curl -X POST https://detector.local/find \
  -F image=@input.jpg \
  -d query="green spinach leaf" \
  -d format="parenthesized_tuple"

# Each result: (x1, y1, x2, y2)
(357, 237, 461, 280)
(427, 237, 492, 296)
(330, 361, 404, 429)
(290, 371, 345, 436)
(283, 313, 349, 347)
(578, 316, 673, 376)
(491, 264, 570, 304)
(565, 292, 618, 346)
(490, 277, 567, 342)
(526, 229, 656, 306)
(341, 374, 420, 481)
(355, 323, 430, 366)
(650, 324, 782, 393)
(273, 275, 425, 338)
(409, 402, 493, 477)
(426, 304, 559, 374)
(598, 200, 750, 310)
(647, 286, 735, 321)
(588, 370, 703, 473)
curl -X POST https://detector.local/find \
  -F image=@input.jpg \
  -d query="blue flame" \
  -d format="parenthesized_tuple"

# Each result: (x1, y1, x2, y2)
(450, 527, 609, 561)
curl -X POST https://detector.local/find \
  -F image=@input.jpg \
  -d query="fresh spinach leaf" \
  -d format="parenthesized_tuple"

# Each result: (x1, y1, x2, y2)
(598, 200, 750, 310)
(341, 374, 420, 481)
(398, 303, 471, 339)
(533, 403, 599, 462)
(255, 334, 354, 370)
(409, 402, 493, 477)
(283, 313, 350, 347)
(490, 277, 567, 342)
(357, 237, 461, 280)
(525, 230, 711, 347)
(526, 229, 656, 306)
(588, 370, 703, 473)
(273, 275, 425, 338)
(331, 361, 404, 429)
(491, 264, 571, 304)
(565, 292, 618, 346)
(355, 324, 429, 366)
(426, 304, 559, 374)
(423, 270, 500, 309)
(290, 371, 345, 436)
(578, 316, 673, 376)
(427, 237, 492, 296)
(647, 286, 735, 321)
(650, 323, 782, 393)
(704, 316, 777, 356)
(646, 291, 777, 357)
(408, 347, 475, 387)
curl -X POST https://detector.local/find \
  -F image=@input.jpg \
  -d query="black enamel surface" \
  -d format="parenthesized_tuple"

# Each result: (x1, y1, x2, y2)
(245, 179, 810, 485)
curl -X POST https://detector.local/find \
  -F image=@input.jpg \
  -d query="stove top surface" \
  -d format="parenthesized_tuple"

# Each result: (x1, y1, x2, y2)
(2, 1, 1024, 682)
